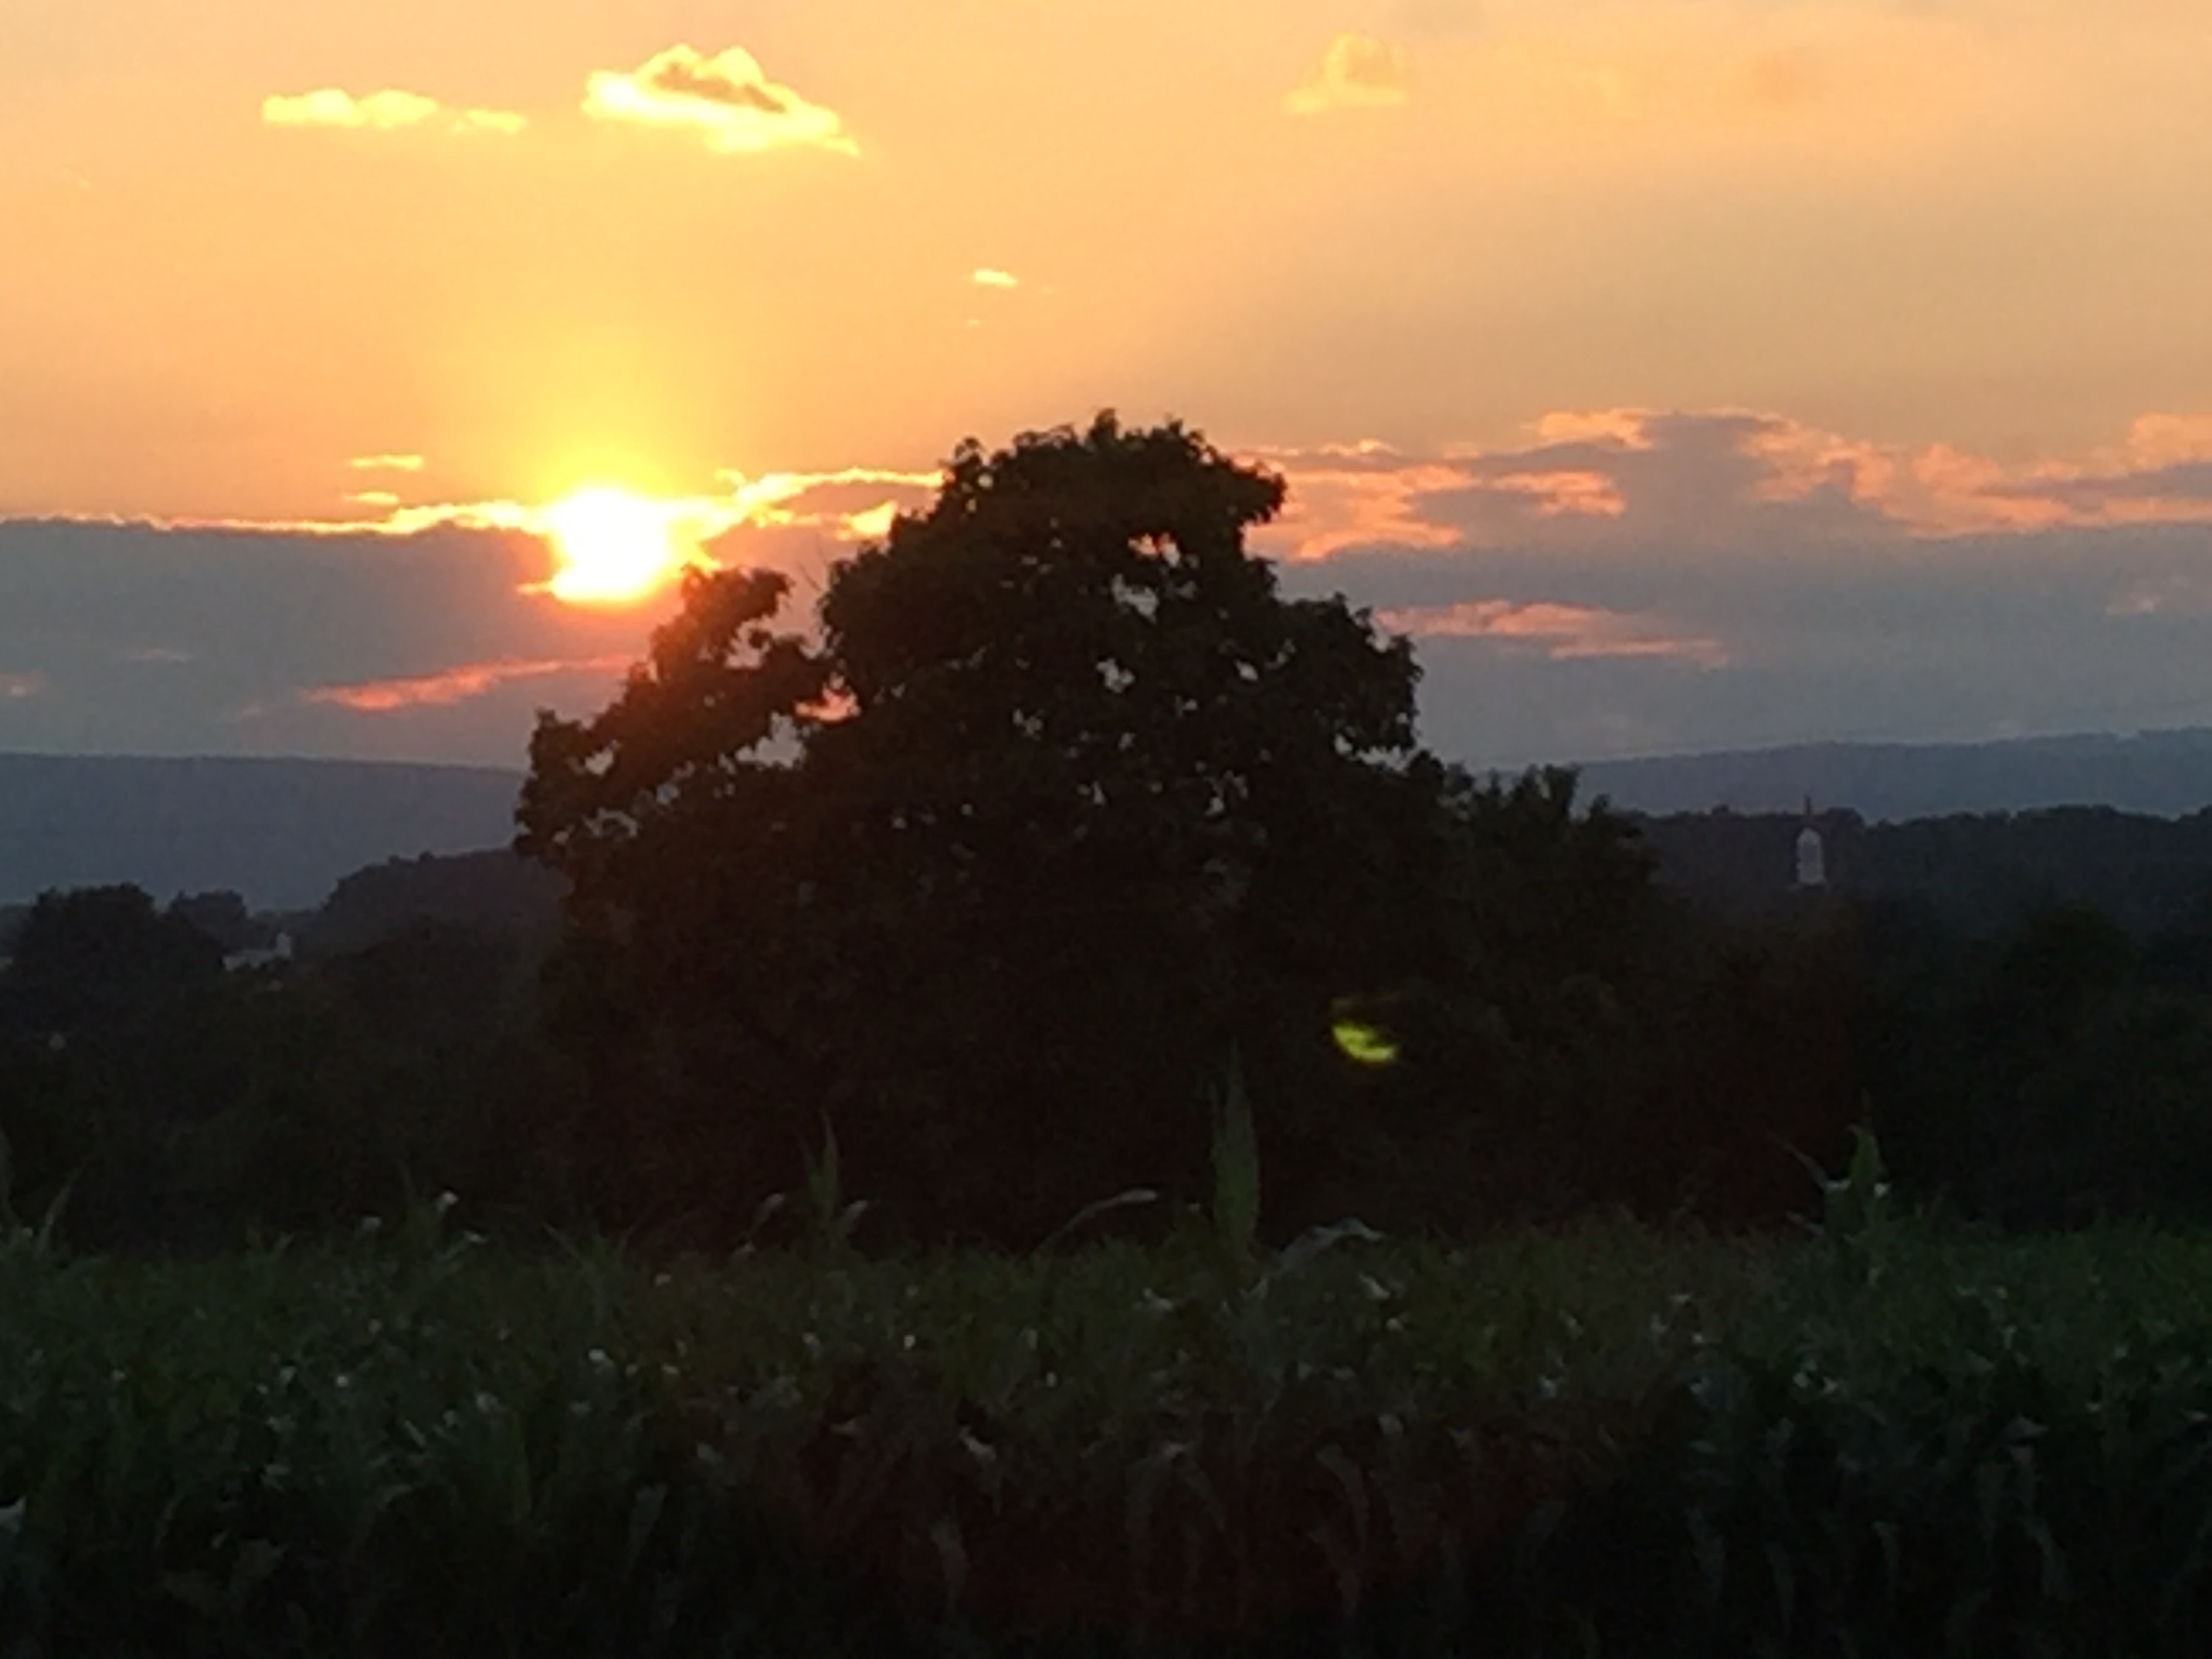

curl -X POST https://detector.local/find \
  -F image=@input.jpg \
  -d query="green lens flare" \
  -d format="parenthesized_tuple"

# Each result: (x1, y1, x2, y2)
(1332, 1019, 1400, 1067)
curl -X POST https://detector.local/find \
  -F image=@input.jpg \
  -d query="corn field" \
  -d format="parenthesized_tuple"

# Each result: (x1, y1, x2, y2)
(3, 1168, 2212, 1654)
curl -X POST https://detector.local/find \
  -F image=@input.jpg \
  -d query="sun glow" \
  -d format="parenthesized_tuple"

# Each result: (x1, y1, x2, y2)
(539, 487, 693, 605)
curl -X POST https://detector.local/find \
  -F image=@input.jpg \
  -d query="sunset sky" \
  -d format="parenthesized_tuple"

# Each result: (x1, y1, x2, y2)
(4, 0, 2211, 769)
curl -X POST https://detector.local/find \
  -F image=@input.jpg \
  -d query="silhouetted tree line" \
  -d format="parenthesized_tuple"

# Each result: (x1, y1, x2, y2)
(1637, 804, 2212, 937)
(1855, 893, 2212, 1227)
(12, 417, 2212, 1252)
(0, 876, 585, 1251)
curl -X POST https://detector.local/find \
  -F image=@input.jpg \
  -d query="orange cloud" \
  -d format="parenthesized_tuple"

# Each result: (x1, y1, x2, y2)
(306, 655, 630, 714)
(262, 89, 526, 136)
(1530, 410, 1652, 447)
(1256, 443, 1469, 560)
(583, 45, 856, 156)
(2120, 414, 2212, 470)
(1286, 35, 1412, 115)
(1480, 466, 1626, 519)
(348, 453, 426, 472)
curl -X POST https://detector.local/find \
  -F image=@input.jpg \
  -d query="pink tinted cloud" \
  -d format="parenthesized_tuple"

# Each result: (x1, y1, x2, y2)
(1994, 459, 2212, 524)
(1254, 408, 2212, 560)
(1256, 443, 1469, 560)
(1378, 599, 1727, 667)
(306, 655, 631, 714)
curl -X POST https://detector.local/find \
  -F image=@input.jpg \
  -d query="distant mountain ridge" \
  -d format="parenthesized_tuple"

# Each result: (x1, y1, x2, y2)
(1568, 729, 2212, 821)
(0, 754, 525, 909)
(12, 729, 2212, 912)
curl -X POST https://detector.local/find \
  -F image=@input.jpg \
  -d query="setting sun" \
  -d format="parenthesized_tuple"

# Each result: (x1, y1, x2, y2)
(539, 487, 693, 605)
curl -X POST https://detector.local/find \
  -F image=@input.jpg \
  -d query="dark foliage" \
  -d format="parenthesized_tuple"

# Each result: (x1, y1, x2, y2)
(1860, 896, 2212, 1227)
(167, 889, 267, 954)
(0, 884, 222, 1035)
(0, 882, 584, 1251)
(304, 849, 565, 958)
(518, 415, 1668, 1249)
(1638, 802, 2212, 937)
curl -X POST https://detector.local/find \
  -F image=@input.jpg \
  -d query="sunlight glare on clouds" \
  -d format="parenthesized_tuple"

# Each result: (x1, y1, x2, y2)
(343, 465, 945, 610)
(537, 487, 699, 607)
(582, 45, 857, 156)
(713, 466, 943, 527)
(971, 268, 1021, 289)
(1286, 35, 1411, 115)
(843, 501, 899, 540)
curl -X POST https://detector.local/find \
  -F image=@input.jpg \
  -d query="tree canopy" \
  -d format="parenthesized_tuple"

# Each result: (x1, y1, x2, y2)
(518, 414, 1653, 1245)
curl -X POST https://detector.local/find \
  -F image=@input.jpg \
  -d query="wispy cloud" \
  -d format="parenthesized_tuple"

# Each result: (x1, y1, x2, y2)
(1286, 35, 1412, 115)
(262, 89, 525, 136)
(343, 466, 943, 575)
(0, 672, 44, 701)
(701, 466, 943, 573)
(348, 453, 426, 473)
(971, 268, 1020, 289)
(711, 466, 942, 521)
(583, 45, 857, 156)
(1377, 599, 1727, 667)
(306, 655, 630, 713)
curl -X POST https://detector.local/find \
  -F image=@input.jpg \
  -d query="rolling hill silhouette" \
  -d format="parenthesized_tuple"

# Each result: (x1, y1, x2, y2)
(1572, 729, 2212, 820)
(0, 754, 524, 909)
(13, 728, 2212, 913)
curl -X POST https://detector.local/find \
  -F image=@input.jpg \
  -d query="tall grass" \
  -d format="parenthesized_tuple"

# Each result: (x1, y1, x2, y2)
(2, 1152, 2212, 1652)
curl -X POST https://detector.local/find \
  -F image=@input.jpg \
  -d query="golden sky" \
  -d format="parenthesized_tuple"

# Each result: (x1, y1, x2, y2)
(3, 0, 2211, 764)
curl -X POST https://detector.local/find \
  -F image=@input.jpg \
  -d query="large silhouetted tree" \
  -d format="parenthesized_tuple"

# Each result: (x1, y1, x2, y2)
(518, 414, 1650, 1244)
